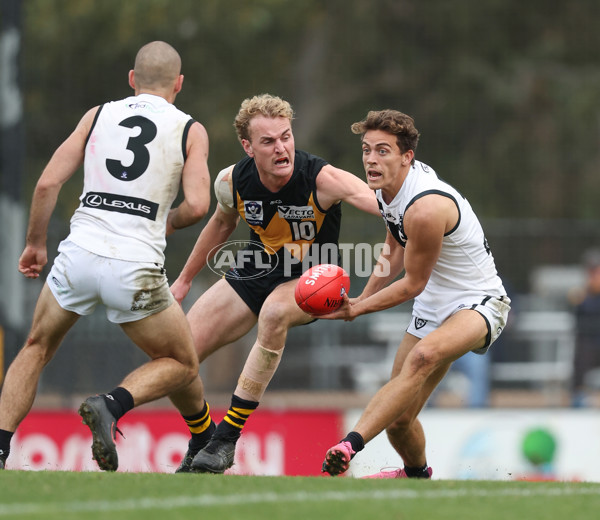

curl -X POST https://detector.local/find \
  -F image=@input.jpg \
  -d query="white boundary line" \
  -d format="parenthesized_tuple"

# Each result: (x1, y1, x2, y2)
(0, 486, 599, 516)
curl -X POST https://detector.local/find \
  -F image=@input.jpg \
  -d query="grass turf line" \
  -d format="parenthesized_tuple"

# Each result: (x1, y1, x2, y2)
(0, 472, 599, 520)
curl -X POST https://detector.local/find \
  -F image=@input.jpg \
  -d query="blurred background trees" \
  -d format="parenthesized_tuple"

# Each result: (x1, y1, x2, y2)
(16, 0, 600, 286)
(20, 0, 600, 215)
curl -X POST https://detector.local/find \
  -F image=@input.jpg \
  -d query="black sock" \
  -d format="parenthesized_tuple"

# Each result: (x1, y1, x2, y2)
(0, 429, 14, 458)
(213, 394, 258, 442)
(341, 431, 364, 457)
(404, 464, 430, 478)
(103, 387, 134, 421)
(182, 401, 216, 451)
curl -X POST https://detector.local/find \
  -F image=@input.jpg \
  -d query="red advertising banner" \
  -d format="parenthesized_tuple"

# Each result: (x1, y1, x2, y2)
(8, 408, 344, 476)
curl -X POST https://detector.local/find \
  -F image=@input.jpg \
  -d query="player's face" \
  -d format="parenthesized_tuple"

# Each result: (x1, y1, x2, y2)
(243, 115, 295, 187)
(361, 130, 412, 199)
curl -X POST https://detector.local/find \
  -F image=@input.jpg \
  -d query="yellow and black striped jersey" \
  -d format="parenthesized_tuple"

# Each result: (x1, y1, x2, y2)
(232, 150, 341, 275)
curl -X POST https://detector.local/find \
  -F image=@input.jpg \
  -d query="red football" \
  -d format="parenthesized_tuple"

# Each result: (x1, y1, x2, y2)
(295, 264, 351, 316)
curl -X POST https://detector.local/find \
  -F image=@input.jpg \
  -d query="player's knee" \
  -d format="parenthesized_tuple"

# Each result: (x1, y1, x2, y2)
(408, 344, 443, 376)
(180, 358, 199, 386)
(176, 344, 199, 384)
(257, 301, 293, 332)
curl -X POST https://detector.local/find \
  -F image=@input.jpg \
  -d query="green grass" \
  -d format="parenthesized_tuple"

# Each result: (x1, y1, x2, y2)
(0, 471, 599, 520)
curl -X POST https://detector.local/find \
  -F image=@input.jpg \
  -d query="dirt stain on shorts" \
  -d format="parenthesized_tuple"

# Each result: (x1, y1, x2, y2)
(130, 265, 172, 312)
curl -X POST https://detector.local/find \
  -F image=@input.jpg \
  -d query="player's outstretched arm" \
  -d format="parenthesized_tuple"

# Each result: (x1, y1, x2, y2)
(359, 231, 405, 299)
(170, 204, 239, 304)
(315, 165, 380, 215)
(319, 233, 405, 322)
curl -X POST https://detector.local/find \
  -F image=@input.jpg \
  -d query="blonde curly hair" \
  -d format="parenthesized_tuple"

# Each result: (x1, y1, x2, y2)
(234, 94, 294, 143)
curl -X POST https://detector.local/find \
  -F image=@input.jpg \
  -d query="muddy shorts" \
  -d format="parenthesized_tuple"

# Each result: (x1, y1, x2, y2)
(47, 239, 173, 323)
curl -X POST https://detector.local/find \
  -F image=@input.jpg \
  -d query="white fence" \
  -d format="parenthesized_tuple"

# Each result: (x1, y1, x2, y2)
(323, 310, 577, 402)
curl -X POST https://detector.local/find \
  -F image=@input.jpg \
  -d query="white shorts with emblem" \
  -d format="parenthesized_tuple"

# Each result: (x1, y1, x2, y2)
(47, 240, 174, 324)
(407, 294, 511, 354)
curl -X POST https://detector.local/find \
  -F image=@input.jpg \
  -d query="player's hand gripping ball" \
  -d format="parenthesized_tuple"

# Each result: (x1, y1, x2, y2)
(295, 264, 350, 316)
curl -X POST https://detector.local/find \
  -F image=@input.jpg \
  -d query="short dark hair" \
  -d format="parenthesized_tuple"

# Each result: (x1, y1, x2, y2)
(351, 110, 420, 156)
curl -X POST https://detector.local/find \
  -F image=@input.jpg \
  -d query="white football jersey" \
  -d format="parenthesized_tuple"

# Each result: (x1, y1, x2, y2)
(67, 93, 194, 263)
(377, 160, 506, 309)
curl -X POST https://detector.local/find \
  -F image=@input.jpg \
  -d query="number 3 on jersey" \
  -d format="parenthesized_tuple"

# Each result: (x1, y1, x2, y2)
(106, 116, 157, 181)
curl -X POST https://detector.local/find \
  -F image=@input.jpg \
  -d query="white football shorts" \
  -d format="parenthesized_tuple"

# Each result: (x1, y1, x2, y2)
(407, 294, 511, 354)
(47, 239, 174, 323)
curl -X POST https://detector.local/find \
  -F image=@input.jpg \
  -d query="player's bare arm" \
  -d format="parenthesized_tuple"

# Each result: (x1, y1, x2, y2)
(319, 232, 405, 321)
(166, 122, 211, 235)
(359, 231, 405, 300)
(170, 166, 239, 303)
(325, 195, 455, 320)
(19, 107, 98, 278)
(356, 194, 455, 314)
(315, 164, 380, 215)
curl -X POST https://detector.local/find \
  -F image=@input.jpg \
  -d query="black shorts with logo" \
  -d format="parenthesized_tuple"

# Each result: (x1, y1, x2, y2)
(225, 265, 298, 316)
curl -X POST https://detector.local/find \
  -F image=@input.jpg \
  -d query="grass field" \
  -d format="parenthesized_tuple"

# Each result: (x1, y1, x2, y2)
(0, 471, 599, 520)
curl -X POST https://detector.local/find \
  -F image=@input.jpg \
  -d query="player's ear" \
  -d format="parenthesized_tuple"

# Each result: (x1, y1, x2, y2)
(174, 74, 184, 94)
(242, 139, 254, 158)
(128, 70, 136, 90)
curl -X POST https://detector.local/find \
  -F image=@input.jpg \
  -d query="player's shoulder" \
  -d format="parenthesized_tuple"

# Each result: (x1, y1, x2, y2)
(297, 148, 327, 162)
(214, 165, 237, 214)
(216, 164, 234, 183)
(294, 149, 328, 174)
(185, 119, 209, 141)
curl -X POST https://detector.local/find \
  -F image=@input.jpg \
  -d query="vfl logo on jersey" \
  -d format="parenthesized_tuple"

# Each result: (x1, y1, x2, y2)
(414, 317, 427, 330)
(244, 201, 263, 225)
(277, 205, 315, 220)
(83, 192, 158, 220)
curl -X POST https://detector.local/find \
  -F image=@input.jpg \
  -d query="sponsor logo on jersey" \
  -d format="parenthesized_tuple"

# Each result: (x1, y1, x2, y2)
(127, 102, 149, 109)
(82, 191, 158, 220)
(277, 205, 315, 220)
(244, 201, 264, 225)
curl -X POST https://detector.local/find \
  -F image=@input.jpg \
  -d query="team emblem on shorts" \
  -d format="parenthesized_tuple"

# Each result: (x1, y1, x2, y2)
(414, 317, 427, 330)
